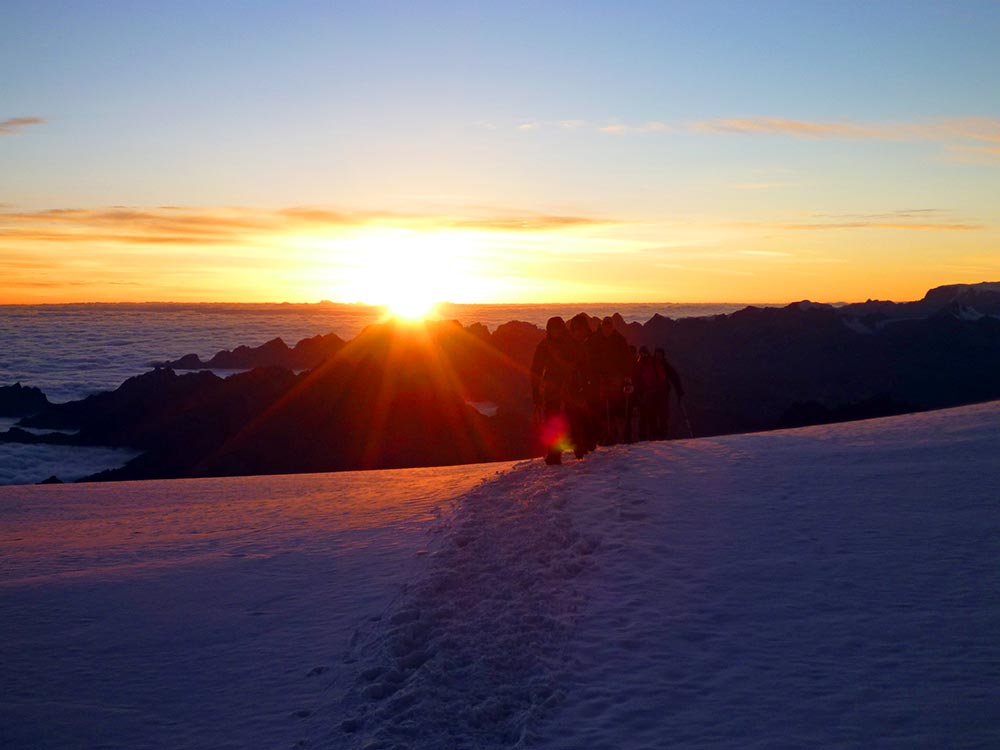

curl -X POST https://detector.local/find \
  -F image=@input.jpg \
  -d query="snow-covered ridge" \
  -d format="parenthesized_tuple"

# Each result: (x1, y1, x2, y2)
(3, 402, 999, 749)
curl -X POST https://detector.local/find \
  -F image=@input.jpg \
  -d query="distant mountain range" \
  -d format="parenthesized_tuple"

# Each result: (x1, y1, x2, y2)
(3, 282, 999, 482)
(617, 281, 1000, 435)
(154, 331, 347, 371)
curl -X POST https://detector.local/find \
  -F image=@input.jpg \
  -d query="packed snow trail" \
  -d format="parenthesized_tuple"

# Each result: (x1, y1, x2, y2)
(324, 464, 601, 748)
(317, 402, 999, 749)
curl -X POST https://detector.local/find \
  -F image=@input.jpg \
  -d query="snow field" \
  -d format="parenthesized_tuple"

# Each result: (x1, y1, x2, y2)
(2, 402, 999, 749)
(0, 464, 515, 749)
(531, 425, 999, 749)
(318, 402, 1000, 749)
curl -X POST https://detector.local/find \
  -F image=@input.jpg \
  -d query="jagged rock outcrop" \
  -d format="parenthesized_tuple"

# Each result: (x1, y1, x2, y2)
(13, 321, 536, 481)
(156, 331, 346, 371)
(0, 383, 50, 417)
(18, 366, 300, 475)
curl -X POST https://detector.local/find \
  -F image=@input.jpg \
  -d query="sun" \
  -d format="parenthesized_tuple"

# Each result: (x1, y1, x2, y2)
(317, 225, 525, 315)
(336, 228, 475, 319)
(387, 294, 438, 321)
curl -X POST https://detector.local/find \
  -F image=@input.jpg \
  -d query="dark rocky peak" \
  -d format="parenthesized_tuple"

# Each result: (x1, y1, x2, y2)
(205, 337, 290, 369)
(568, 312, 603, 331)
(158, 330, 346, 371)
(921, 283, 977, 308)
(491, 320, 542, 342)
(947, 283, 1000, 316)
(0, 382, 50, 417)
(116, 367, 218, 396)
(837, 298, 902, 320)
(914, 283, 1000, 318)
(841, 282, 1000, 322)
(610, 313, 643, 342)
(717, 300, 841, 331)
(789, 300, 835, 312)
(465, 322, 491, 342)
(19, 368, 223, 432)
(489, 321, 543, 365)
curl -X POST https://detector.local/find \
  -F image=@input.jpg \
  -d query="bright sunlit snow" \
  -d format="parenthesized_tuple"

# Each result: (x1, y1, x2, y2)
(2, 403, 998, 749)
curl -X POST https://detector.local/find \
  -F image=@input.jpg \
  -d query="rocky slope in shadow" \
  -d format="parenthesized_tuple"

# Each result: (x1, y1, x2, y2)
(13, 321, 536, 480)
(625, 292, 1000, 437)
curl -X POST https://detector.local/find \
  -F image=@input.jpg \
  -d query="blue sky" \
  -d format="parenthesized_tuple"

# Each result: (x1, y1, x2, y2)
(2, 1, 999, 303)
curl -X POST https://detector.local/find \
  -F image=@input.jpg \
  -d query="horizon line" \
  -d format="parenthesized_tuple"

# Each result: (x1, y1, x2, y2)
(0, 296, 934, 308)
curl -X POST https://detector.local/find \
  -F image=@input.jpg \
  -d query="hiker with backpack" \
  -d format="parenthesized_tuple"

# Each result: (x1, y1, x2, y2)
(567, 313, 600, 456)
(635, 346, 684, 440)
(592, 316, 633, 445)
(531, 316, 589, 464)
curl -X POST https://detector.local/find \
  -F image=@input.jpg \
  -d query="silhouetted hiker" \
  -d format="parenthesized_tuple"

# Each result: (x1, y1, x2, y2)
(636, 346, 684, 440)
(531, 316, 585, 464)
(568, 313, 599, 456)
(593, 316, 632, 445)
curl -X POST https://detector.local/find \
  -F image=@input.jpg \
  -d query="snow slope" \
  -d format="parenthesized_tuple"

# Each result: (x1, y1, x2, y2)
(0, 463, 514, 749)
(2, 402, 999, 749)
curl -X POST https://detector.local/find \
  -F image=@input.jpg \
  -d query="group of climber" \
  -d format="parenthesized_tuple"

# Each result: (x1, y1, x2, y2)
(530, 313, 685, 465)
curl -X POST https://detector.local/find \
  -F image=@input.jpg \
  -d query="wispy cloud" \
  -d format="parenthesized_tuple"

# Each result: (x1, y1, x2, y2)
(0, 205, 619, 246)
(13, 279, 142, 288)
(728, 182, 792, 191)
(939, 118, 1000, 144)
(778, 222, 979, 232)
(650, 247, 840, 264)
(503, 119, 670, 135)
(691, 116, 1000, 164)
(497, 114, 1000, 150)
(0, 207, 276, 245)
(0, 116, 46, 135)
(692, 117, 895, 139)
(740, 209, 982, 232)
(448, 214, 614, 232)
(598, 121, 669, 135)
(944, 143, 1000, 164)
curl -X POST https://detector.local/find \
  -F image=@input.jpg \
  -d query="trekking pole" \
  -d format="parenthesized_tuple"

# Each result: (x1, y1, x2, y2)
(623, 378, 635, 444)
(680, 397, 695, 439)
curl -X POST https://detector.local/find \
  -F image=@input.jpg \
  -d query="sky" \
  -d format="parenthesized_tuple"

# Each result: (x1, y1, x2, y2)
(2, 0, 1000, 305)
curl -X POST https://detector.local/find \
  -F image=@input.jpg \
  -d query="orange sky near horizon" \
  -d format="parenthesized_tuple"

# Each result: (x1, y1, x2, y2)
(0, 204, 996, 306)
